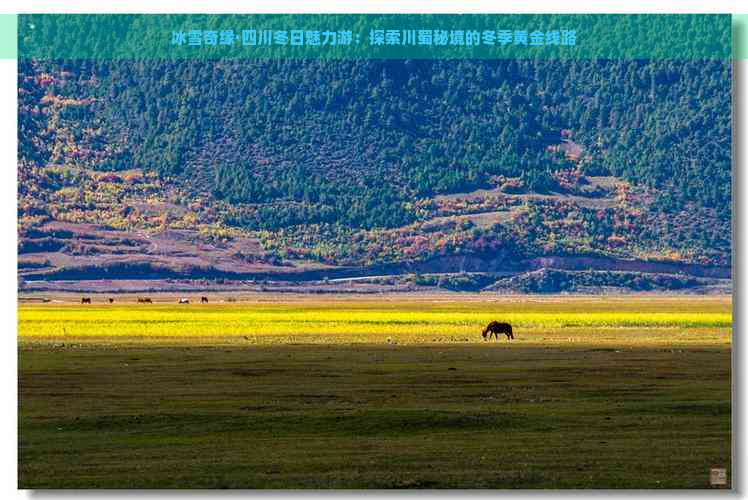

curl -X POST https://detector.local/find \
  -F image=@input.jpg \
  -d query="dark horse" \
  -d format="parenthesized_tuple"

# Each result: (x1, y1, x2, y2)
(201, 296, 209, 304)
(482, 321, 514, 341)
(81, 297, 91, 304)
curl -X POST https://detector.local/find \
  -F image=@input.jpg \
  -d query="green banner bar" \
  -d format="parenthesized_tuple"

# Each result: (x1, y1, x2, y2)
(733, 13, 748, 58)
(18, 13, 731, 60)
(0, 14, 17, 59)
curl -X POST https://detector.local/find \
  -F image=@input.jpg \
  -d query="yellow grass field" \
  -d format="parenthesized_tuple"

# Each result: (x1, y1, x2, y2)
(18, 295, 732, 347)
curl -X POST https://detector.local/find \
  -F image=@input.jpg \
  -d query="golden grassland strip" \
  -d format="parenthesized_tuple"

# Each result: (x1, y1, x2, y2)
(17, 296, 732, 346)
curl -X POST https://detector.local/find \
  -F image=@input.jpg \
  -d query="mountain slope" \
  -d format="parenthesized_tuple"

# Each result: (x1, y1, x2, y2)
(17, 59, 732, 292)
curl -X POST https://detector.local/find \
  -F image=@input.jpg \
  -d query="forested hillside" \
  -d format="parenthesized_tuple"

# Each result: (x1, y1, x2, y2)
(17, 58, 732, 293)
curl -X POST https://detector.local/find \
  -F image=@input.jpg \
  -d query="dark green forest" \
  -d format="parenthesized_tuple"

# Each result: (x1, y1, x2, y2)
(19, 59, 731, 230)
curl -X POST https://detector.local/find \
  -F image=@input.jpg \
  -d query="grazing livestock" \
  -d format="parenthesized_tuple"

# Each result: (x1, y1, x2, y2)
(81, 297, 91, 304)
(482, 321, 514, 341)
(137, 297, 152, 304)
(108, 298, 114, 304)
(178, 298, 190, 304)
(201, 296, 209, 304)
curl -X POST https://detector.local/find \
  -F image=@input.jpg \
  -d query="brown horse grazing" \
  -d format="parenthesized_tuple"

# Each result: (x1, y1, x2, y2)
(201, 296, 209, 304)
(81, 297, 91, 304)
(137, 297, 152, 304)
(108, 298, 114, 304)
(482, 321, 514, 341)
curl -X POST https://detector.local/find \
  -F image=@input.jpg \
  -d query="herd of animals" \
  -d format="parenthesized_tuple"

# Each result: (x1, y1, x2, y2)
(81, 296, 209, 305)
(77, 296, 516, 341)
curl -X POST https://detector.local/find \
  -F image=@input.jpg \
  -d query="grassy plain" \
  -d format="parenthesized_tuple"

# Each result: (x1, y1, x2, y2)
(18, 295, 732, 488)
